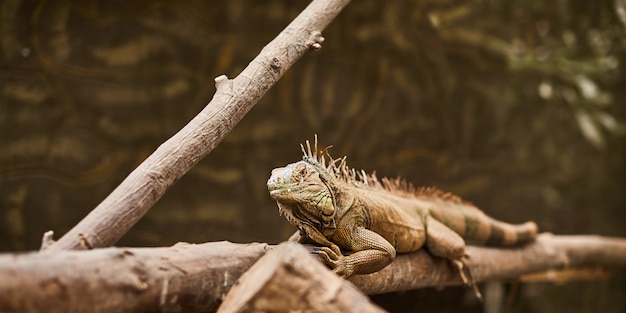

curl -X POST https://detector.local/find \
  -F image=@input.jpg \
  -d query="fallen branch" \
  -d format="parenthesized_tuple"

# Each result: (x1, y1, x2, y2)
(46, 0, 353, 252)
(217, 242, 385, 313)
(2, 234, 625, 312)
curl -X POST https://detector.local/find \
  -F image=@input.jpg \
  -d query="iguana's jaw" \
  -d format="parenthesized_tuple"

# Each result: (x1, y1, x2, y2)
(268, 185, 305, 198)
(267, 163, 303, 199)
(267, 179, 308, 203)
(276, 202, 337, 238)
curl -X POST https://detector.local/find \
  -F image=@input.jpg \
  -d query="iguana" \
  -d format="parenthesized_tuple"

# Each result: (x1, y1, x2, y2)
(267, 137, 538, 283)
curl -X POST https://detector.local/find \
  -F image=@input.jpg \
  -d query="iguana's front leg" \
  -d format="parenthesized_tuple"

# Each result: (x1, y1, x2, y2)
(317, 227, 396, 277)
(289, 229, 343, 260)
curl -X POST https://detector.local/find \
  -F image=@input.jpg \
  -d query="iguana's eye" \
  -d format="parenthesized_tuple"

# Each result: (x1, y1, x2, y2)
(295, 165, 307, 178)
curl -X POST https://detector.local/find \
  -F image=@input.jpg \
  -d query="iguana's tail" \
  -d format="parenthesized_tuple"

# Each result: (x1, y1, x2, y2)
(430, 204, 538, 246)
(476, 217, 537, 246)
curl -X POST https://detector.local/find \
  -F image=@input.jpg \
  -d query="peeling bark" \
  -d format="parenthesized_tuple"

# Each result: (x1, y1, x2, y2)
(0, 242, 269, 313)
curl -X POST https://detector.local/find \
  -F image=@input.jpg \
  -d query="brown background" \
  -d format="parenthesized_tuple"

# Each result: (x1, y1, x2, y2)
(1, 0, 625, 312)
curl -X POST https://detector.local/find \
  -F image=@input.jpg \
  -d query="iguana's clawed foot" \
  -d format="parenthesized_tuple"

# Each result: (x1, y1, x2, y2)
(311, 244, 341, 258)
(312, 245, 354, 277)
(452, 259, 482, 301)
(452, 260, 470, 284)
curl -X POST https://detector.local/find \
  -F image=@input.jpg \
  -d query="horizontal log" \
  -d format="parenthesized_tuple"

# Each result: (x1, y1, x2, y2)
(349, 233, 626, 294)
(1, 234, 625, 312)
(0, 241, 269, 313)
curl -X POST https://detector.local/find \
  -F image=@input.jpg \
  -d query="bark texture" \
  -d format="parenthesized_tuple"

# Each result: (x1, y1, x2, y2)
(1, 234, 626, 312)
(45, 0, 352, 252)
(349, 233, 626, 294)
(217, 242, 385, 313)
(0, 241, 269, 313)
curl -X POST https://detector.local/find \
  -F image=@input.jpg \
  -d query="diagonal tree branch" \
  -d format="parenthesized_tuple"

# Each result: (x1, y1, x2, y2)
(46, 0, 353, 251)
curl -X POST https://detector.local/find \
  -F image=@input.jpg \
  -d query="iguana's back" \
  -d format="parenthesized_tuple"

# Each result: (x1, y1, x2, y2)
(345, 182, 537, 253)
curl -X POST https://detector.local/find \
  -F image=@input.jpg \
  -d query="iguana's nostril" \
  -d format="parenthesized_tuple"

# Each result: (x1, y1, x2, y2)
(267, 175, 286, 188)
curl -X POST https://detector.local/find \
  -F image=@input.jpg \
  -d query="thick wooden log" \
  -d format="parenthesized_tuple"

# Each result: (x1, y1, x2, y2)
(2, 235, 626, 312)
(0, 241, 269, 313)
(217, 242, 385, 313)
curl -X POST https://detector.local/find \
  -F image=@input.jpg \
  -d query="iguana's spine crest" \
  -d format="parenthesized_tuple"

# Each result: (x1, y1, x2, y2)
(301, 137, 471, 206)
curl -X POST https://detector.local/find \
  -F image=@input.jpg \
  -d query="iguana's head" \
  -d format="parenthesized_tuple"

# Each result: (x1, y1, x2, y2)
(267, 160, 337, 237)
(267, 138, 342, 238)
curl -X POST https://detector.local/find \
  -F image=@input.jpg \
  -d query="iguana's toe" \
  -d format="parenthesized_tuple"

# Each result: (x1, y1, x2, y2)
(451, 260, 469, 284)
(316, 246, 355, 277)
(452, 259, 482, 300)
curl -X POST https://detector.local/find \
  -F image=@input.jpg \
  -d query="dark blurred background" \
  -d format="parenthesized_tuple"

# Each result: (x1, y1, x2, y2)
(1, 0, 625, 312)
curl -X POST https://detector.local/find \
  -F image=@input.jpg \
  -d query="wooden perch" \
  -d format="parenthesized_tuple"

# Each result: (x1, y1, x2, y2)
(2, 234, 626, 312)
(217, 242, 385, 313)
(45, 0, 353, 252)
(350, 233, 626, 294)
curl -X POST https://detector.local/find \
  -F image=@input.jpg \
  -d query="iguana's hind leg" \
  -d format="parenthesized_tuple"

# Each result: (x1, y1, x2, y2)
(425, 217, 481, 298)
(425, 216, 466, 262)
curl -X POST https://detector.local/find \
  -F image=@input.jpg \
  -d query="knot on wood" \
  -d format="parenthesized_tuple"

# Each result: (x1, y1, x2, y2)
(214, 75, 231, 89)
(270, 57, 281, 72)
(307, 30, 325, 50)
(40, 230, 56, 250)
(78, 233, 93, 250)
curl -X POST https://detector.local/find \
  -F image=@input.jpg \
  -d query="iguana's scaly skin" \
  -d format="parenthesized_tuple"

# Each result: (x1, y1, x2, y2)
(267, 138, 538, 278)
